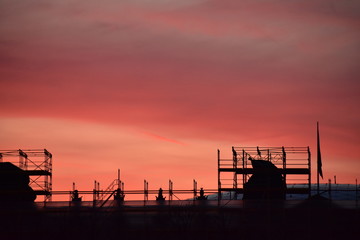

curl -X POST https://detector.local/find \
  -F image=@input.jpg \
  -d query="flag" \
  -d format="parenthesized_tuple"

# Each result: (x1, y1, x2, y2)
(317, 122, 323, 179)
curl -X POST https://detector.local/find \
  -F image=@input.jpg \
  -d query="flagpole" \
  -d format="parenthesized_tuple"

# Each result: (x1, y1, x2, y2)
(317, 162, 320, 195)
(317, 121, 323, 195)
(317, 122, 319, 195)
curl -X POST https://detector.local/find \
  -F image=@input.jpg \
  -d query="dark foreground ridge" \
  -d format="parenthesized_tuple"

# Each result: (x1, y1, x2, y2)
(0, 147, 358, 240)
(0, 199, 359, 240)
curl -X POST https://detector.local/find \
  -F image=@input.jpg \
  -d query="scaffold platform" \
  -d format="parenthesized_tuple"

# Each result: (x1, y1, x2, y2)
(0, 149, 52, 201)
(218, 147, 311, 198)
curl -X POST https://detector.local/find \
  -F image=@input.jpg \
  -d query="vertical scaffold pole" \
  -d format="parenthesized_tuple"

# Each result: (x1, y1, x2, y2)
(308, 146, 311, 198)
(118, 169, 120, 186)
(356, 179, 358, 206)
(232, 147, 237, 199)
(242, 149, 245, 190)
(169, 179, 173, 201)
(19, 149, 27, 169)
(93, 180, 97, 205)
(193, 179, 197, 200)
(46, 149, 53, 202)
(97, 182, 100, 199)
(144, 180, 148, 203)
(282, 147, 286, 185)
(217, 149, 221, 201)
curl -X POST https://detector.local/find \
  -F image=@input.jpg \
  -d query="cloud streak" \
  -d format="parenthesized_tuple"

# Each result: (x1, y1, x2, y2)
(141, 131, 185, 145)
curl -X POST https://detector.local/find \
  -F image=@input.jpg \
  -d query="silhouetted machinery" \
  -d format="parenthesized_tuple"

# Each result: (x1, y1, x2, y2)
(114, 188, 125, 201)
(243, 159, 286, 200)
(71, 190, 82, 202)
(0, 162, 36, 201)
(196, 188, 208, 200)
(156, 188, 166, 201)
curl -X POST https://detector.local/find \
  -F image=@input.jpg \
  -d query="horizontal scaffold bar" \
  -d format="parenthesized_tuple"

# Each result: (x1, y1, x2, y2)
(51, 189, 219, 195)
(219, 188, 310, 194)
(219, 168, 310, 175)
(33, 190, 51, 195)
(26, 170, 52, 176)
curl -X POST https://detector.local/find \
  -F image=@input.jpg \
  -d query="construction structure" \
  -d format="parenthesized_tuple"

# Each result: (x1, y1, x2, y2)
(0, 149, 52, 201)
(218, 146, 311, 199)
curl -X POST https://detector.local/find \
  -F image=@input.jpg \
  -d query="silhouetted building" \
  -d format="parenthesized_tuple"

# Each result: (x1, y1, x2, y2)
(243, 159, 286, 200)
(0, 162, 36, 201)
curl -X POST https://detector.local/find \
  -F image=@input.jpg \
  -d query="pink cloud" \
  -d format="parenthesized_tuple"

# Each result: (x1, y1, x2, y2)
(1, 0, 359, 194)
(141, 131, 185, 145)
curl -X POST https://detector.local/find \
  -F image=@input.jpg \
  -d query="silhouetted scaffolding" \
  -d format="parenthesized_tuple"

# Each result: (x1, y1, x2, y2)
(218, 146, 311, 199)
(0, 149, 52, 201)
(51, 177, 216, 205)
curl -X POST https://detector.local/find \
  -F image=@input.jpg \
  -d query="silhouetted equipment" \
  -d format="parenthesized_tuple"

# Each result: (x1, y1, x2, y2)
(144, 180, 149, 201)
(0, 162, 36, 201)
(114, 169, 125, 201)
(71, 190, 82, 202)
(196, 187, 207, 200)
(156, 188, 166, 201)
(114, 188, 125, 201)
(218, 147, 311, 199)
(71, 183, 82, 202)
(0, 149, 52, 201)
(168, 180, 173, 201)
(193, 179, 197, 199)
(243, 159, 286, 200)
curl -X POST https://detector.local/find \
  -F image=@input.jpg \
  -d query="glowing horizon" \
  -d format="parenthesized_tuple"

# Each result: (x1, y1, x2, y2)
(1, 0, 359, 200)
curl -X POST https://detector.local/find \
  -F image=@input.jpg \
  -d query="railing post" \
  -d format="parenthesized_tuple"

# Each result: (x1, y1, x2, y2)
(218, 149, 221, 202)
(93, 180, 97, 207)
(118, 169, 121, 187)
(193, 179, 197, 201)
(308, 146, 311, 198)
(97, 182, 100, 199)
(232, 147, 237, 198)
(169, 179, 173, 202)
(356, 179, 358, 206)
(242, 149, 245, 190)
(144, 180, 148, 203)
(282, 146, 286, 185)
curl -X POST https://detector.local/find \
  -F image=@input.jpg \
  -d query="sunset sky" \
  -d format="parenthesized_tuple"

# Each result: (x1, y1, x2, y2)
(1, 0, 359, 200)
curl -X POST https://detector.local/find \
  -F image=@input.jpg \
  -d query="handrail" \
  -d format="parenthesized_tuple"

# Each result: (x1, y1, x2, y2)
(97, 179, 118, 202)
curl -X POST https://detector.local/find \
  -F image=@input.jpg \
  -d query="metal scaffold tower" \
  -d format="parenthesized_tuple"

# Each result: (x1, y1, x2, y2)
(0, 149, 53, 201)
(218, 146, 311, 199)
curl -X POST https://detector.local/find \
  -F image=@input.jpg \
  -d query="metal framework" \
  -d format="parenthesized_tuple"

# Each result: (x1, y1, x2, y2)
(0, 149, 53, 201)
(218, 146, 311, 199)
(52, 177, 216, 206)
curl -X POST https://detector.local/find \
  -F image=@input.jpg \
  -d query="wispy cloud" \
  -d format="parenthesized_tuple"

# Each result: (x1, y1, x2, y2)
(141, 131, 185, 145)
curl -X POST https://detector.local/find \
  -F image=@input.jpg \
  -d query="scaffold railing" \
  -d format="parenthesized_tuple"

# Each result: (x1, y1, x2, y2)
(0, 149, 53, 201)
(218, 146, 311, 199)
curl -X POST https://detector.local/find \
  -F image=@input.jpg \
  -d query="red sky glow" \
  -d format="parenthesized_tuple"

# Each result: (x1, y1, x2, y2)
(1, 0, 359, 200)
